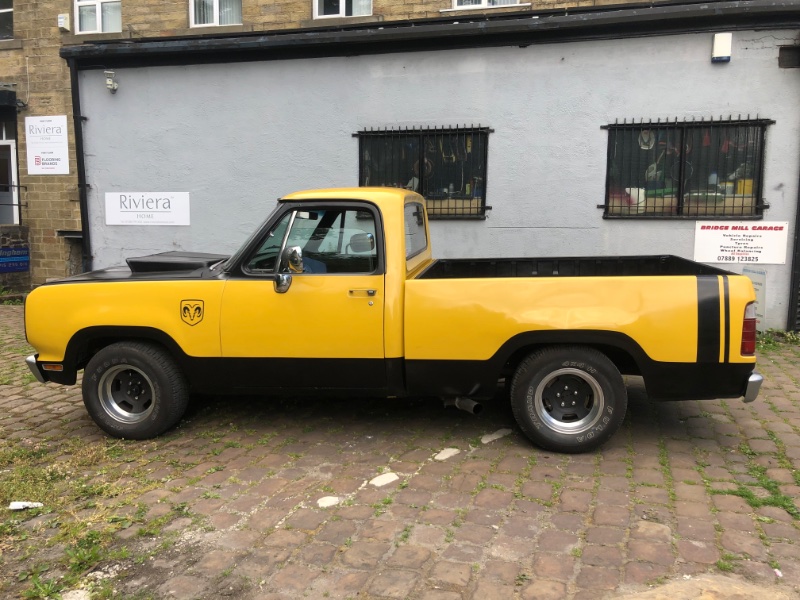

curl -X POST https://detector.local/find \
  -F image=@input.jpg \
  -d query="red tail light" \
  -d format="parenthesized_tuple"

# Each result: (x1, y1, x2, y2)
(741, 302, 757, 356)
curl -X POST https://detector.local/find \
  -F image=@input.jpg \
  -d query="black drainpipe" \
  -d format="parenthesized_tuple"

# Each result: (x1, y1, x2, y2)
(67, 58, 92, 273)
(787, 132, 800, 331)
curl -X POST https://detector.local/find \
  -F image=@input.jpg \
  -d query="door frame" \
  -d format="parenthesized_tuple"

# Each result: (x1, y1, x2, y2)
(0, 140, 19, 225)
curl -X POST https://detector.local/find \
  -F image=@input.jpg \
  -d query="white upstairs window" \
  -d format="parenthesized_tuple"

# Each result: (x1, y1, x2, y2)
(454, 0, 524, 7)
(313, 0, 371, 19)
(191, 0, 242, 27)
(75, 0, 122, 34)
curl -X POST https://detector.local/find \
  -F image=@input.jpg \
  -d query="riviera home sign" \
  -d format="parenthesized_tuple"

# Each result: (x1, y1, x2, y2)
(25, 116, 69, 175)
(105, 192, 190, 226)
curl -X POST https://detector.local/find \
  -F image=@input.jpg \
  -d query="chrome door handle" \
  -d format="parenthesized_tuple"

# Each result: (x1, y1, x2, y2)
(349, 289, 376, 297)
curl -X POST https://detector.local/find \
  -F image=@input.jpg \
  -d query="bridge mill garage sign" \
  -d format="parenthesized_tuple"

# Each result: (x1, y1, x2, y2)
(694, 221, 789, 265)
(105, 192, 191, 226)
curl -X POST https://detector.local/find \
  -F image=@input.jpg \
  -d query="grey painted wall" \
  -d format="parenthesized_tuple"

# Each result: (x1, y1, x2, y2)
(77, 29, 800, 328)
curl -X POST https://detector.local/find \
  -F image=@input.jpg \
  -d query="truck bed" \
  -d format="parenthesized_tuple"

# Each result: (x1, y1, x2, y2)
(417, 255, 728, 279)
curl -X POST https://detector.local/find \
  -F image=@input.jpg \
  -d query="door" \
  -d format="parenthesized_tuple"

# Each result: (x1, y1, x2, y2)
(220, 204, 387, 391)
(0, 141, 18, 224)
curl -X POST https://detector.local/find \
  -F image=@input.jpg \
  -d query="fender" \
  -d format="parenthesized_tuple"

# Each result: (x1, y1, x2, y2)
(54, 326, 190, 385)
(405, 329, 647, 399)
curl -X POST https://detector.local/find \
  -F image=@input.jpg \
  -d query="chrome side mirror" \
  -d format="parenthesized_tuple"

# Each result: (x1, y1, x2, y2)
(274, 245, 303, 293)
(274, 273, 292, 294)
(287, 246, 304, 273)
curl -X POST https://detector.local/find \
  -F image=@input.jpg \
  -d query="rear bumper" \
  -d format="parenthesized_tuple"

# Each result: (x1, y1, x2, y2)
(25, 355, 47, 384)
(743, 371, 763, 403)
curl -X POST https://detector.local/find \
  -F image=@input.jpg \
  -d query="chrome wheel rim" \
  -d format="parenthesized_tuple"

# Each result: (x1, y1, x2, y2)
(533, 368, 604, 434)
(98, 365, 155, 424)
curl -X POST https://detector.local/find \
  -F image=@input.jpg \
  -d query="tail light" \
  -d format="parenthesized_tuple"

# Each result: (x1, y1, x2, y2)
(741, 302, 757, 356)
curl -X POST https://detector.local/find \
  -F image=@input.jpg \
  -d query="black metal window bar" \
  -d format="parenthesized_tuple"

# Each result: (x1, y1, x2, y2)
(355, 126, 492, 219)
(602, 116, 773, 219)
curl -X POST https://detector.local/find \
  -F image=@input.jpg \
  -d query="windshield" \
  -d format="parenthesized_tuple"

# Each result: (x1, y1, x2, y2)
(219, 203, 282, 273)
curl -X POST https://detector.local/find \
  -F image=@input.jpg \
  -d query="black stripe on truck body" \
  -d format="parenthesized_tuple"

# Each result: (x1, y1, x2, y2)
(697, 276, 721, 363)
(723, 275, 731, 362)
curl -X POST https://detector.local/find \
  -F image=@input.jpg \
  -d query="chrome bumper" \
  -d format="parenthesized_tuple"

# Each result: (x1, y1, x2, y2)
(743, 371, 763, 403)
(25, 355, 46, 384)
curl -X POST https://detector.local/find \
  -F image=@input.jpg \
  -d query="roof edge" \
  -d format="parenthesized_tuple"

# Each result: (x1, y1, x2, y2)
(61, 0, 800, 69)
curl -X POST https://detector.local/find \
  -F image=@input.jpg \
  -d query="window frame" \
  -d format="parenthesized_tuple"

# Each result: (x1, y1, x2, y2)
(355, 126, 492, 220)
(404, 201, 428, 261)
(602, 117, 774, 220)
(74, 0, 122, 34)
(189, 0, 242, 28)
(448, 0, 530, 10)
(312, 0, 372, 20)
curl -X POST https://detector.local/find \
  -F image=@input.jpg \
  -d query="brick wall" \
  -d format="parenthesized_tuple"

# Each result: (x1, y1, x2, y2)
(0, 1, 82, 287)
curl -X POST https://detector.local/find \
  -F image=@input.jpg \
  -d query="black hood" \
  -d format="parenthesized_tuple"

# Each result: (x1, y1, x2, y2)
(126, 251, 230, 273)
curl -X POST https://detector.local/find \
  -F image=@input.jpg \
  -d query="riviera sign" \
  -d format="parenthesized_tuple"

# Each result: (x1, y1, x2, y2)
(25, 116, 69, 175)
(105, 192, 190, 226)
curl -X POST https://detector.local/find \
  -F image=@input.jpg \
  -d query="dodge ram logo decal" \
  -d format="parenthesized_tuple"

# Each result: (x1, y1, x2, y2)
(180, 300, 204, 326)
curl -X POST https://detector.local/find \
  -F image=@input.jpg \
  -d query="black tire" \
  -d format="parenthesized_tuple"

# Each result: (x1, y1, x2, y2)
(82, 341, 189, 440)
(510, 346, 627, 453)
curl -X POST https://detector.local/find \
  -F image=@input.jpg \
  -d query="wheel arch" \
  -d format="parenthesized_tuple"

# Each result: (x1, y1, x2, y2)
(498, 330, 647, 380)
(65, 326, 188, 376)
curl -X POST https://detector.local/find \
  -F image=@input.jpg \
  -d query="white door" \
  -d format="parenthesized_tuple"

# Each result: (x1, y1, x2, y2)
(0, 141, 19, 224)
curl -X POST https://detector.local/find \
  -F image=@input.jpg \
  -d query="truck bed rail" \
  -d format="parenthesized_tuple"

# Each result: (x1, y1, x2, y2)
(418, 255, 729, 279)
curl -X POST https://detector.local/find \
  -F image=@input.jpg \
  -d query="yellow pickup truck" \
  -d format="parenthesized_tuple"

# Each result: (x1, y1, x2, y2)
(25, 188, 762, 452)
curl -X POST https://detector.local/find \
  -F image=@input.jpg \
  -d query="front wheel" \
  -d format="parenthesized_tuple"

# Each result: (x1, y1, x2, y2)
(82, 341, 189, 439)
(510, 346, 627, 453)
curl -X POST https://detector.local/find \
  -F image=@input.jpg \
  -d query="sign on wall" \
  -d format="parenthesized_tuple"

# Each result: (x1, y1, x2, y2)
(25, 116, 69, 175)
(0, 247, 30, 273)
(105, 192, 191, 226)
(694, 221, 788, 265)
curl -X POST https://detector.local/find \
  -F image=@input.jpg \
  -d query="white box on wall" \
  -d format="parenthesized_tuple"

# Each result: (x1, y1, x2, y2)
(712, 32, 732, 62)
(57, 14, 70, 32)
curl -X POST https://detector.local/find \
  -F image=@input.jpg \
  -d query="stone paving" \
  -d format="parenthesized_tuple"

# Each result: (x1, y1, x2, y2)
(0, 303, 798, 599)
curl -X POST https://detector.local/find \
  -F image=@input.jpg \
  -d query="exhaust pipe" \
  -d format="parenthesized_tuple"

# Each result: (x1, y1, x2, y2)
(444, 397, 483, 415)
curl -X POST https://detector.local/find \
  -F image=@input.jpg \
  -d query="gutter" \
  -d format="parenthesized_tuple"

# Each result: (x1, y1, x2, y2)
(67, 58, 92, 272)
(60, 0, 800, 69)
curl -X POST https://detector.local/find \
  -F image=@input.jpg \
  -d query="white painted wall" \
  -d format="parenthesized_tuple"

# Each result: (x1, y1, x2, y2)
(77, 29, 800, 328)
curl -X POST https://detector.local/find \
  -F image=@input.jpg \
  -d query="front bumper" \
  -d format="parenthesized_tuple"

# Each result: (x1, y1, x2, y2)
(26, 355, 47, 384)
(743, 371, 763, 403)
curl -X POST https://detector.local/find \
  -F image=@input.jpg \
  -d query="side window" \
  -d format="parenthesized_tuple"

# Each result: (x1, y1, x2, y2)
(245, 207, 379, 275)
(404, 202, 427, 260)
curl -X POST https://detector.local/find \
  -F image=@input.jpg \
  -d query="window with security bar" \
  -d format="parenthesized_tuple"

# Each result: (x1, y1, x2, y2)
(603, 118, 773, 218)
(356, 126, 491, 219)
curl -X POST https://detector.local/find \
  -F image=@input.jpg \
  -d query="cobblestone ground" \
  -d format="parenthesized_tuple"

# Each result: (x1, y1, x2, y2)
(0, 304, 798, 599)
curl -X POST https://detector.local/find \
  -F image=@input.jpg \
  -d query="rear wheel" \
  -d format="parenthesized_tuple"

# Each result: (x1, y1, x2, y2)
(510, 346, 627, 453)
(82, 341, 189, 439)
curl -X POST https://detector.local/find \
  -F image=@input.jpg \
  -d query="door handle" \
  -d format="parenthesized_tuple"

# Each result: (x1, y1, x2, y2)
(349, 289, 376, 297)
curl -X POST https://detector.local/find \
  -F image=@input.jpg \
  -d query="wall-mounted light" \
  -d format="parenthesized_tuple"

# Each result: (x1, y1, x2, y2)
(104, 70, 118, 94)
(712, 33, 732, 63)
